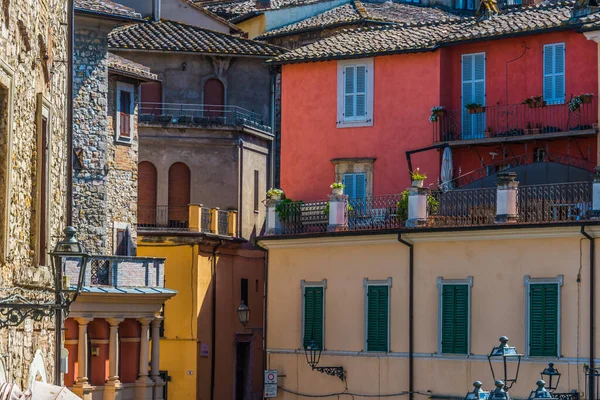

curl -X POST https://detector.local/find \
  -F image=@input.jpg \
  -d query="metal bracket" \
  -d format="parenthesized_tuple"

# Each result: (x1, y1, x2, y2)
(313, 366, 345, 381)
(0, 293, 64, 329)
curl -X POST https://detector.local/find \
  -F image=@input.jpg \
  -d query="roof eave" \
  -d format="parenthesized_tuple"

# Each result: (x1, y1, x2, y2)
(110, 46, 282, 59)
(74, 8, 144, 23)
(108, 67, 160, 82)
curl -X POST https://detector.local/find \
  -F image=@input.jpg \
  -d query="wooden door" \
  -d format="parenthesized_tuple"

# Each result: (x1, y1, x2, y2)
(204, 79, 224, 118)
(168, 162, 190, 225)
(138, 161, 157, 226)
(141, 82, 162, 116)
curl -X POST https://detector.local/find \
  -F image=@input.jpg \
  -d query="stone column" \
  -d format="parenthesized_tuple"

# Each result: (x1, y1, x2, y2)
(327, 193, 348, 232)
(495, 172, 519, 224)
(136, 318, 154, 400)
(73, 318, 93, 399)
(151, 317, 165, 400)
(104, 318, 123, 400)
(406, 186, 430, 228)
(265, 198, 282, 234)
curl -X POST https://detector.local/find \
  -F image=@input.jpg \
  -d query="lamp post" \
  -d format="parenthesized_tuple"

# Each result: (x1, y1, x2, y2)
(489, 381, 511, 400)
(528, 380, 553, 400)
(237, 301, 249, 327)
(488, 336, 523, 390)
(465, 381, 489, 400)
(303, 339, 344, 381)
(0, 227, 88, 385)
(540, 363, 561, 393)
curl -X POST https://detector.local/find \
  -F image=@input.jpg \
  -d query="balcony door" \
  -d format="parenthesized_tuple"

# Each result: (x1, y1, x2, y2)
(462, 53, 486, 140)
(168, 162, 190, 227)
(204, 78, 225, 119)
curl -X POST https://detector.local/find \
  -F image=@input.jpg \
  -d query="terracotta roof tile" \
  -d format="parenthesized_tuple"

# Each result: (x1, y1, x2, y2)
(108, 19, 285, 57)
(74, 0, 142, 20)
(108, 53, 159, 81)
(269, 0, 600, 63)
(198, 0, 326, 20)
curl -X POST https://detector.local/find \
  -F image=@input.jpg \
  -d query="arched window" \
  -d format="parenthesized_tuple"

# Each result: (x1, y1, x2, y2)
(168, 162, 191, 227)
(204, 78, 224, 118)
(138, 161, 157, 226)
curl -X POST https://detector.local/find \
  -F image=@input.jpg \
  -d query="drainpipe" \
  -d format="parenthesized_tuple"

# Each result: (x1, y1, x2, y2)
(262, 249, 269, 375)
(67, 0, 74, 227)
(582, 226, 595, 400)
(210, 240, 224, 400)
(398, 234, 414, 400)
(238, 139, 244, 237)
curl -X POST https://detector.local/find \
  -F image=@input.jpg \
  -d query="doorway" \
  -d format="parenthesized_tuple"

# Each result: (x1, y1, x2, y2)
(235, 338, 252, 400)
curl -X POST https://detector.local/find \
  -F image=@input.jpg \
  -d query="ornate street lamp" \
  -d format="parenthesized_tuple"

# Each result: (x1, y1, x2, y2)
(303, 339, 344, 381)
(465, 381, 489, 400)
(0, 227, 88, 328)
(528, 380, 553, 400)
(540, 363, 561, 392)
(488, 336, 523, 390)
(489, 381, 511, 400)
(237, 301, 249, 326)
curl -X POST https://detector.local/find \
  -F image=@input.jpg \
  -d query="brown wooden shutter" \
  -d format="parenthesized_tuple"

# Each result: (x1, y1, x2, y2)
(119, 90, 131, 139)
(204, 79, 224, 118)
(138, 162, 157, 226)
(168, 162, 190, 224)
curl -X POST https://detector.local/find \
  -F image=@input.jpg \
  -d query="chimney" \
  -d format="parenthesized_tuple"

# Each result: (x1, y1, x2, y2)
(153, 0, 161, 21)
(256, 0, 271, 9)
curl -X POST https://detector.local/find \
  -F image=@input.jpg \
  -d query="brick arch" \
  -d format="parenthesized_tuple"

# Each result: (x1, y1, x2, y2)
(168, 162, 190, 225)
(138, 161, 157, 226)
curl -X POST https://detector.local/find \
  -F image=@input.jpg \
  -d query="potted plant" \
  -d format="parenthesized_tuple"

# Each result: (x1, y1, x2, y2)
(275, 198, 303, 230)
(569, 96, 583, 112)
(429, 106, 447, 123)
(410, 168, 427, 188)
(330, 182, 344, 195)
(522, 95, 546, 108)
(267, 188, 284, 201)
(158, 114, 173, 123)
(581, 93, 594, 104)
(396, 189, 439, 223)
(465, 103, 485, 114)
(177, 115, 193, 124)
(140, 114, 154, 123)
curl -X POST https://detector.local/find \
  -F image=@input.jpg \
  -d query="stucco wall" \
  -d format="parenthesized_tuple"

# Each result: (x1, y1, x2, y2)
(262, 229, 598, 399)
(0, 0, 69, 387)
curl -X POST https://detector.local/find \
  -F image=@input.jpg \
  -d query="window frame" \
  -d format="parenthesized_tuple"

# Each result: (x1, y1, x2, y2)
(337, 58, 374, 128)
(363, 277, 392, 353)
(437, 276, 473, 355)
(523, 275, 563, 358)
(300, 279, 327, 350)
(332, 158, 375, 199)
(116, 82, 135, 144)
(0, 58, 15, 262)
(35, 94, 52, 267)
(113, 221, 132, 256)
(542, 43, 566, 105)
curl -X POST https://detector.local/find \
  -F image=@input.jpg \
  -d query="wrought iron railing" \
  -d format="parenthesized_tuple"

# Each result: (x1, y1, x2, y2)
(433, 98, 597, 143)
(277, 201, 328, 235)
(139, 102, 271, 133)
(138, 205, 188, 229)
(429, 187, 497, 227)
(218, 210, 229, 235)
(517, 181, 592, 223)
(348, 194, 403, 231)
(90, 258, 110, 285)
(201, 207, 213, 233)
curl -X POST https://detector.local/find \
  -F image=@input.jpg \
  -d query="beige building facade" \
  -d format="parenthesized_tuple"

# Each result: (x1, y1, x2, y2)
(260, 225, 600, 399)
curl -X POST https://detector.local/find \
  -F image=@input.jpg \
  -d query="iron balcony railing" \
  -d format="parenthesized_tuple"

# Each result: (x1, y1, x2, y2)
(138, 205, 189, 230)
(138, 204, 236, 236)
(138, 102, 271, 134)
(269, 181, 594, 234)
(201, 207, 213, 233)
(218, 209, 229, 235)
(66, 255, 166, 288)
(432, 98, 597, 143)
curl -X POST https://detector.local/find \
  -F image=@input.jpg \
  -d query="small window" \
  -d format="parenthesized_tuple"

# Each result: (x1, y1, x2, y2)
(524, 275, 563, 357)
(115, 228, 129, 256)
(364, 278, 391, 352)
(253, 170, 259, 212)
(438, 277, 472, 355)
(343, 173, 366, 200)
(337, 58, 373, 128)
(116, 82, 134, 143)
(241, 278, 248, 306)
(301, 280, 326, 350)
(543, 43, 565, 105)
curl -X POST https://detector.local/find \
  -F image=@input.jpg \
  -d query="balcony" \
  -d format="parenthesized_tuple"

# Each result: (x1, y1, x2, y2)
(265, 180, 595, 235)
(432, 99, 597, 145)
(138, 102, 272, 134)
(65, 255, 166, 288)
(138, 204, 237, 236)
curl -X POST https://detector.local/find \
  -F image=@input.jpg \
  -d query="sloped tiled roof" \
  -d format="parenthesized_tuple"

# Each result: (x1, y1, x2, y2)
(108, 53, 159, 81)
(269, 0, 600, 63)
(199, 0, 325, 20)
(74, 0, 142, 20)
(257, 0, 461, 39)
(108, 20, 285, 57)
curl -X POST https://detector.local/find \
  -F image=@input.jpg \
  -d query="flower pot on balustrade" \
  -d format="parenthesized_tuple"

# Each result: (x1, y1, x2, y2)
(582, 94, 594, 104)
(412, 180, 424, 188)
(332, 187, 344, 195)
(177, 115, 193, 124)
(270, 194, 282, 201)
(524, 128, 540, 135)
(527, 100, 546, 109)
(158, 115, 172, 123)
(467, 106, 486, 115)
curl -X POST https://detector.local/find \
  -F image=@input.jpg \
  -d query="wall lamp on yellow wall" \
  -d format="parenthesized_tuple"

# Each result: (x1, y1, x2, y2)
(304, 340, 345, 382)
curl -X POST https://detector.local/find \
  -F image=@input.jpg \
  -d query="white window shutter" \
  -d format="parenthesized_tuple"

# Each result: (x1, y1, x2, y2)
(355, 66, 367, 118)
(344, 66, 355, 119)
(554, 43, 565, 103)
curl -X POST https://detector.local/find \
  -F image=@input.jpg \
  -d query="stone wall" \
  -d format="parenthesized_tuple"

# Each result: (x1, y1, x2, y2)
(73, 21, 139, 256)
(0, 0, 69, 388)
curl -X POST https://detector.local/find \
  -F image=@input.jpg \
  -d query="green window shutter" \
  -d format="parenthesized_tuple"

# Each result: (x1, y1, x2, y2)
(367, 285, 389, 352)
(303, 287, 324, 350)
(441, 284, 469, 354)
(529, 284, 558, 357)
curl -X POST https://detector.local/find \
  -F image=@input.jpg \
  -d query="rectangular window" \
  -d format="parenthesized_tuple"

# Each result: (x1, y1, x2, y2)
(364, 278, 391, 352)
(343, 173, 366, 200)
(302, 282, 325, 350)
(543, 43, 565, 105)
(440, 284, 469, 354)
(116, 82, 134, 143)
(337, 58, 373, 128)
(241, 278, 248, 306)
(115, 228, 128, 256)
(36, 94, 50, 267)
(253, 170, 259, 212)
(529, 284, 559, 356)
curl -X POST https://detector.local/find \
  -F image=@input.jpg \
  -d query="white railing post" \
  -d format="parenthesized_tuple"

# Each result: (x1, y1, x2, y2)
(406, 186, 429, 228)
(328, 194, 349, 232)
(495, 172, 519, 224)
(266, 198, 283, 235)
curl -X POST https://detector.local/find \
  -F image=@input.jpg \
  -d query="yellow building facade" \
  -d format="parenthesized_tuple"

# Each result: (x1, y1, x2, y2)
(259, 225, 600, 399)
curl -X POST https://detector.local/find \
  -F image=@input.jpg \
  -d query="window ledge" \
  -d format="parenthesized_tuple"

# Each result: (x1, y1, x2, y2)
(337, 120, 373, 129)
